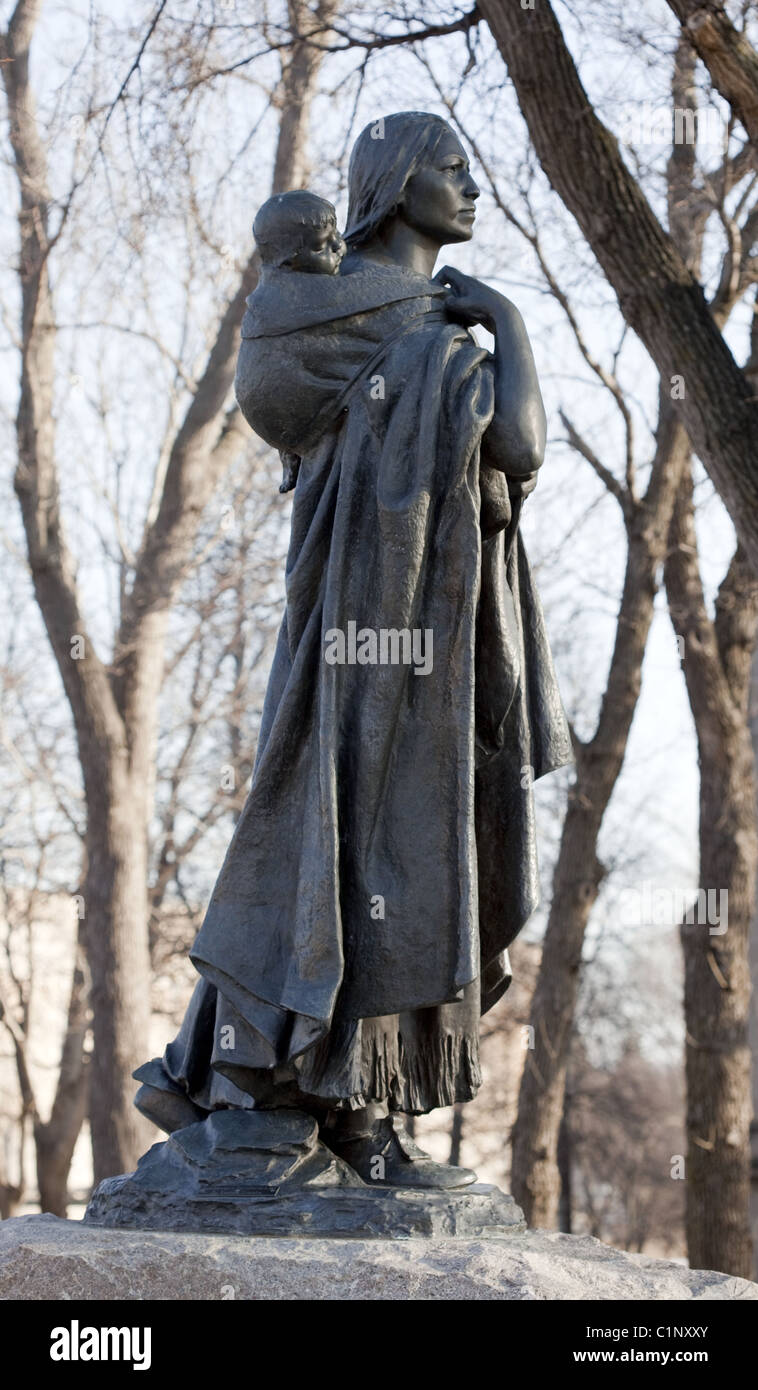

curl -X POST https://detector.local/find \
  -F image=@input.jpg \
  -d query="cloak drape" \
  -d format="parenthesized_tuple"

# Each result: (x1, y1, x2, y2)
(136, 259, 572, 1116)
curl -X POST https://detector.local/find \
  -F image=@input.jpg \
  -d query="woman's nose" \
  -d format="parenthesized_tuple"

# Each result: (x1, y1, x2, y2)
(465, 178, 480, 200)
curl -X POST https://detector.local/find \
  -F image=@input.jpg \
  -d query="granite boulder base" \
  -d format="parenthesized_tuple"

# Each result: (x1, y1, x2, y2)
(84, 1108, 525, 1239)
(5, 1215, 758, 1300)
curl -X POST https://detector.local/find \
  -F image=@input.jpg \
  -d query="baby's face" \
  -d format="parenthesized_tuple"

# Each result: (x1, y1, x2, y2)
(288, 217, 346, 275)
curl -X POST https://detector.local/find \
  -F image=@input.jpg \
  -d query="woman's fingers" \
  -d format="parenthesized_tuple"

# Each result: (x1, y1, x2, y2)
(435, 264, 468, 289)
(435, 266, 495, 328)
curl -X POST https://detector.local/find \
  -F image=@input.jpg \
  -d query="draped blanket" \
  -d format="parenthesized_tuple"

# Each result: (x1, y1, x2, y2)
(182, 259, 573, 1079)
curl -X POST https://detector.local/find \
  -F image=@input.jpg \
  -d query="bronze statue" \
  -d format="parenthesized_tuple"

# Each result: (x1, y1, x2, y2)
(88, 112, 572, 1235)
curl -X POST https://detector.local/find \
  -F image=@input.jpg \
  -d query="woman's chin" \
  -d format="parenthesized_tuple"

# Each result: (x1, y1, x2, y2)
(448, 222, 476, 243)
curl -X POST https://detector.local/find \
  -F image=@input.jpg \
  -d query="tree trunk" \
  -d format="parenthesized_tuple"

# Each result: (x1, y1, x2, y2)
(665, 0, 758, 148)
(511, 782, 602, 1226)
(35, 918, 90, 1215)
(686, 733, 755, 1275)
(665, 471, 758, 1277)
(749, 647, 758, 1277)
(448, 1103, 464, 1167)
(511, 405, 689, 1227)
(557, 1099, 572, 1234)
(0, 1186, 23, 1221)
(80, 746, 155, 1179)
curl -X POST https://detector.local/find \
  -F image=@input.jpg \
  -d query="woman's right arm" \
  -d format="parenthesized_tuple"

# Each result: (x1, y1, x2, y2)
(435, 266, 546, 478)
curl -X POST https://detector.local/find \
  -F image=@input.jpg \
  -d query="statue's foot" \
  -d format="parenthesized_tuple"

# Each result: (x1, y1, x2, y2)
(322, 1113, 478, 1190)
(134, 1080, 205, 1135)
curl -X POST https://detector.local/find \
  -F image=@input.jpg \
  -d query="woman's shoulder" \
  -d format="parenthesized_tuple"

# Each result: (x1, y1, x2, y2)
(340, 250, 442, 298)
(242, 257, 447, 340)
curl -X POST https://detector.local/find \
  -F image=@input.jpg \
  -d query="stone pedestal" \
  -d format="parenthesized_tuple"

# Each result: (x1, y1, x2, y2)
(86, 1178, 523, 1241)
(4, 1215, 757, 1300)
(83, 1108, 524, 1239)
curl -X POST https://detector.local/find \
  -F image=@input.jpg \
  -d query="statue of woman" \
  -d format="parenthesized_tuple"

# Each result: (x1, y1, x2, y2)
(133, 112, 572, 1190)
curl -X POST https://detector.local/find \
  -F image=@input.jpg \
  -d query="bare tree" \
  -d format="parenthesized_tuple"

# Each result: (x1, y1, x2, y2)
(0, 0, 339, 1181)
(479, 0, 758, 572)
(567, 1038, 686, 1256)
(505, 38, 703, 1227)
(473, 9, 758, 1276)
(666, 0, 758, 146)
(510, 397, 688, 1227)
(665, 473, 758, 1276)
(0, 879, 89, 1218)
(749, 647, 758, 1274)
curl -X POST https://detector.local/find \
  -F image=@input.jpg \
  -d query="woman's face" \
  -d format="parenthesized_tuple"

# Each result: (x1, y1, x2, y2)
(397, 132, 480, 245)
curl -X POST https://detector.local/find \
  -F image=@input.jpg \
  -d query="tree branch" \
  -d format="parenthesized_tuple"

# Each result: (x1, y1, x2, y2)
(479, 0, 758, 572)
(667, 0, 758, 148)
(1, 0, 128, 802)
(559, 410, 630, 516)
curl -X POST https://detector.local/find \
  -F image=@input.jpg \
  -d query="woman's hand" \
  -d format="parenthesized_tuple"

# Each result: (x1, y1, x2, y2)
(434, 265, 515, 333)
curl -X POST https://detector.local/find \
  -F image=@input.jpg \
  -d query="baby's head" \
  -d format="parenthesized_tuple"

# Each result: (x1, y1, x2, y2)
(253, 191, 345, 275)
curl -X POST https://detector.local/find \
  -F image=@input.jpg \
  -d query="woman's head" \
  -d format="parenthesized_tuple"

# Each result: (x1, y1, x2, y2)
(345, 112, 479, 251)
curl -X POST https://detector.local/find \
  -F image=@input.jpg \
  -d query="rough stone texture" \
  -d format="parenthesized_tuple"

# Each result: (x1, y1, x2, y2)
(85, 1178, 524, 1241)
(83, 1111, 524, 1238)
(2, 1214, 757, 1301)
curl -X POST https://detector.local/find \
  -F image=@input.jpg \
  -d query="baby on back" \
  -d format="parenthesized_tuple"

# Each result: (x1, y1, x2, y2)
(254, 189, 345, 277)
(253, 190, 346, 492)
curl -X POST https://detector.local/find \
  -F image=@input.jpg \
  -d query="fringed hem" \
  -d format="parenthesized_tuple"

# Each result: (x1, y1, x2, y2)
(295, 1022, 482, 1115)
(364, 1028, 483, 1115)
